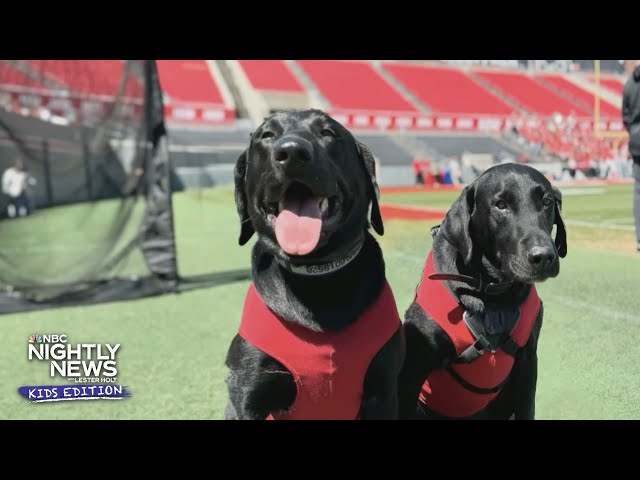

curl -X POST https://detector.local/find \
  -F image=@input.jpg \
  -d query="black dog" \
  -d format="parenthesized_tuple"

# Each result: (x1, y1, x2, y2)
(399, 163, 567, 420)
(225, 109, 404, 420)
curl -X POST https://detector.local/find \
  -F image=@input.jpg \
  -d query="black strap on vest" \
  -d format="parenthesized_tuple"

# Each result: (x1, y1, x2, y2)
(454, 308, 521, 364)
(501, 337, 521, 358)
(443, 307, 524, 395)
(445, 365, 511, 395)
(456, 336, 490, 364)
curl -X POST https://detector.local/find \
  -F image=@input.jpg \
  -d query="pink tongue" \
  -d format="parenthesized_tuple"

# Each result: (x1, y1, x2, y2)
(275, 195, 323, 256)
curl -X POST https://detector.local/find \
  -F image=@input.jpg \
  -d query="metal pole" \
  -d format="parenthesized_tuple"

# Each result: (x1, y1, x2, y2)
(42, 139, 54, 207)
(82, 128, 93, 201)
(594, 59, 601, 137)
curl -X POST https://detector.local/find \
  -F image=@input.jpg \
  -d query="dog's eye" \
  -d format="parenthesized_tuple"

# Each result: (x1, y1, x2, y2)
(495, 200, 507, 210)
(261, 131, 275, 140)
(321, 128, 335, 138)
(543, 197, 553, 207)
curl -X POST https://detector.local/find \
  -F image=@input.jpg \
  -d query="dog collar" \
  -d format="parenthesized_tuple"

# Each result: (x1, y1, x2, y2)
(276, 238, 364, 276)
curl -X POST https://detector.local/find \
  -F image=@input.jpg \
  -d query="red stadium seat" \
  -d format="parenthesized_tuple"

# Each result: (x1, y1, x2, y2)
(537, 74, 619, 117)
(474, 70, 590, 116)
(157, 60, 224, 103)
(589, 76, 625, 96)
(0, 61, 46, 89)
(296, 60, 416, 112)
(238, 60, 304, 93)
(26, 60, 142, 98)
(383, 62, 514, 115)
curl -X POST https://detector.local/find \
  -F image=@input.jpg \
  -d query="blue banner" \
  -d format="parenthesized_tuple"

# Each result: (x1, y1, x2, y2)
(18, 384, 132, 402)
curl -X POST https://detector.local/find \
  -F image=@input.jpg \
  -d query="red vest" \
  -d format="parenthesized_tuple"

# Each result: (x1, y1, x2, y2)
(238, 281, 401, 420)
(415, 251, 540, 418)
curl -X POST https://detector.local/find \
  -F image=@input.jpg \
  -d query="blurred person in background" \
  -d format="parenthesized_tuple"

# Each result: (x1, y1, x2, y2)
(567, 110, 577, 132)
(619, 141, 631, 178)
(448, 156, 462, 184)
(2, 157, 36, 218)
(412, 158, 432, 185)
(412, 158, 425, 184)
(622, 60, 640, 252)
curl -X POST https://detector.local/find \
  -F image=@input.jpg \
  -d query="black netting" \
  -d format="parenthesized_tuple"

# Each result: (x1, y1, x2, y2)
(0, 60, 178, 313)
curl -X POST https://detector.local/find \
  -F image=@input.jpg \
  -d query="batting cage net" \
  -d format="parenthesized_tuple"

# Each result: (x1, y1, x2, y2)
(0, 60, 178, 314)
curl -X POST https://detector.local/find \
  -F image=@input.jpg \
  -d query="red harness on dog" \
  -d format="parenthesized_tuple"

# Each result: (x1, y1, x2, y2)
(238, 281, 401, 420)
(415, 251, 540, 418)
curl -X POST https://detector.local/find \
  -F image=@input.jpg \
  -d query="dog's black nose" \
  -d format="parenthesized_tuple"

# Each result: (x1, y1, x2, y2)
(273, 137, 313, 169)
(527, 245, 556, 269)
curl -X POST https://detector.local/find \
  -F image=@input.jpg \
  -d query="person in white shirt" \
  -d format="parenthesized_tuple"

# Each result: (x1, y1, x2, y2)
(2, 157, 35, 218)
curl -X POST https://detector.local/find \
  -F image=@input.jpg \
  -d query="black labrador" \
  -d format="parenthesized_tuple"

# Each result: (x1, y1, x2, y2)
(399, 163, 567, 420)
(225, 109, 404, 420)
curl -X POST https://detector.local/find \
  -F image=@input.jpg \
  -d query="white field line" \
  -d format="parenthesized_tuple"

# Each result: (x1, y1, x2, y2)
(601, 217, 635, 226)
(559, 188, 606, 196)
(565, 219, 635, 231)
(542, 292, 639, 324)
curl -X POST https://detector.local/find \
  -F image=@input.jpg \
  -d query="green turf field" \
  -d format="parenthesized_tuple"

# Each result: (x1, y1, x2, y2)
(1, 183, 639, 419)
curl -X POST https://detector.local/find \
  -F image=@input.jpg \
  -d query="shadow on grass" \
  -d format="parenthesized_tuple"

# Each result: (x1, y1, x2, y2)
(0, 269, 252, 315)
(178, 269, 251, 293)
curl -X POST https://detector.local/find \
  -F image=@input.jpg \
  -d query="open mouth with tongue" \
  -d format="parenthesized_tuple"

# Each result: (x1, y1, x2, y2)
(265, 182, 341, 256)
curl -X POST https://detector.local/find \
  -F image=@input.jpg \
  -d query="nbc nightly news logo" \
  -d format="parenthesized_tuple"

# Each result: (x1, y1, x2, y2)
(18, 334, 132, 403)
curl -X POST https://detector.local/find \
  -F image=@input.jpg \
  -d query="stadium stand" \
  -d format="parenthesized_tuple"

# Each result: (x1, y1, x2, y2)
(230, 60, 312, 124)
(3, 60, 630, 189)
(473, 69, 591, 116)
(508, 118, 628, 173)
(156, 60, 235, 125)
(157, 60, 224, 103)
(296, 60, 417, 112)
(590, 75, 625, 96)
(0, 61, 47, 90)
(26, 60, 142, 98)
(158, 60, 631, 182)
(1, 60, 147, 125)
(382, 62, 514, 115)
(238, 60, 304, 93)
(536, 73, 620, 117)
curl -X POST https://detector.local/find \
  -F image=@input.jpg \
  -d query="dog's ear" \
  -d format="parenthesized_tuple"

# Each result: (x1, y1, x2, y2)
(234, 149, 254, 246)
(356, 141, 383, 236)
(552, 186, 567, 258)
(440, 184, 476, 265)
